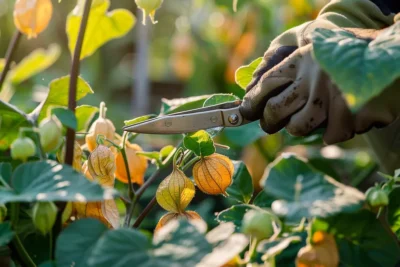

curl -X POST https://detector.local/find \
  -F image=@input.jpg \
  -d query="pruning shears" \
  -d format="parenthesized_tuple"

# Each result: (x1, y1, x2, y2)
(122, 100, 251, 134)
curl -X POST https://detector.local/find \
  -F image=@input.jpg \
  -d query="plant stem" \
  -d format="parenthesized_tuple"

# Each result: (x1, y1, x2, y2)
(121, 132, 135, 198)
(132, 196, 156, 228)
(181, 156, 200, 171)
(0, 31, 22, 93)
(59, 0, 92, 258)
(10, 203, 36, 267)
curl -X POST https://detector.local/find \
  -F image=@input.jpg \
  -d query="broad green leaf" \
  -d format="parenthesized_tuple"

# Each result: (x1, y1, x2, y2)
(388, 187, 400, 239)
(183, 130, 215, 157)
(9, 44, 61, 84)
(35, 76, 93, 122)
(51, 107, 77, 130)
(253, 191, 277, 208)
(67, 0, 135, 59)
(226, 161, 253, 203)
(0, 160, 116, 204)
(0, 100, 34, 150)
(312, 210, 400, 266)
(264, 154, 364, 222)
(75, 105, 98, 132)
(56, 218, 108, 267)
(124, 114, 157, 126)
(87, 220, 212, 266)
(161, 95, 211, 114)
(203, 94, 239, 107)
(0, 222, 14, 246)
(198, 223, 249, 267)
(0, 162, 12, 186)
(257, 233, 306, 267)
(312, 25, 400, 110)
(235, 57, 262, 89)
(217, 204, 268, 230)
(223, 121, 265, 147)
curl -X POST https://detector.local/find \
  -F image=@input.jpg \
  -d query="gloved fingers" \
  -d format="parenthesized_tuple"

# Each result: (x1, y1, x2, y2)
(260, 81, 308, 134)
(323, 87, 355, 144)
(241, 53, 301, 121)
(246, 46, 298, 93)
(284, 81, 328, 137)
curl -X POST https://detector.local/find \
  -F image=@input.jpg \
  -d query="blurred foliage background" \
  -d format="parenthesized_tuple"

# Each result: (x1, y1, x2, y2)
(3, 0, 382, 230)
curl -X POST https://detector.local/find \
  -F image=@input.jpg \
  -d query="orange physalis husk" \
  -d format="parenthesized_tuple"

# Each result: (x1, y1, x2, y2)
(156, 168, 195, 213)
(193, 153, 234, 195)
(85, 102, 116, 152)
(155, 211, 202, 232)
(115, 141, 148, 185)
(296, 231, 339, 267)
(14, 0, 53, 39)
(57, 141, 83, 172)
(88, 145, 116, 187)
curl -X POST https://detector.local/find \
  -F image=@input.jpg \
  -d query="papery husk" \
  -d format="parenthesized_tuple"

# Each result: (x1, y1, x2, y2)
(156, 168, 195, 213)
(193, 153, 234, 195)
(115, 142, 148, 185)
(155, 210, 202, 232)
(88, 145, 115, 187)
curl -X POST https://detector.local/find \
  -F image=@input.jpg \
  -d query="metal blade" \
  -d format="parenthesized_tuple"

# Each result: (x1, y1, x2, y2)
(123, 109, 225, 134)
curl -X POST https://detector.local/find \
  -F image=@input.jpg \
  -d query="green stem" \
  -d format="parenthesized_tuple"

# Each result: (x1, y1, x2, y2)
(181, 156, 200, 172)
(48, 230, 53, 260)
(99, 102, 106, 119)
(121, 132, 135, 198)
(10, 203, 36, 267)
(0, 31, 22, 94)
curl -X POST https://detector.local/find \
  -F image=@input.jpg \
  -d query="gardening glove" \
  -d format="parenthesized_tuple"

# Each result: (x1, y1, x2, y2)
(240, 30, 400, 144)
(245, 0, 394, 100)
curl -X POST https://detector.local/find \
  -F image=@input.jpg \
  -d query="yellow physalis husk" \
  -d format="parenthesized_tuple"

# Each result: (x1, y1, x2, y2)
(73, 160, 119, 229)
(155, 211, 202, 232)
(156, 168, 195, 213)
(57, 141, 83, 172)
(115, 141, 148, 185)
(88, 145, 116, 187)
(193, 153, 234, 195)
(85, 102, 116, 152)
(135, 0, 163, 25)
(14, 0, 53, 39)
(296, 231, 339, 267)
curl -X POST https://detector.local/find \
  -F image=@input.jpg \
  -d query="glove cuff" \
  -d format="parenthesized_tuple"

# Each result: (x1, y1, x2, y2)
(318, 0, 394, 29)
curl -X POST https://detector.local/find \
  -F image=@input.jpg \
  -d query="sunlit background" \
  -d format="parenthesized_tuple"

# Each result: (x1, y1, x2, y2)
(3, 0, 380, 230)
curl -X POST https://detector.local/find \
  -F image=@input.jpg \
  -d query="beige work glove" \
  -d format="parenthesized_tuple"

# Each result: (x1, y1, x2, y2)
(240, 30, 400, 144)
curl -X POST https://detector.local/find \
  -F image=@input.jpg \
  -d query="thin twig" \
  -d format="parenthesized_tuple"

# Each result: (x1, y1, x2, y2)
(57, 0, 93, 259)
(121, 132, 135, 198)
(132, 197, 157, 228)
(0, 31, 22, 93)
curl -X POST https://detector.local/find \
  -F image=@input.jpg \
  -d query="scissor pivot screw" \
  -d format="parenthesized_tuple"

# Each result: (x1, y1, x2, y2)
(228, 114, 239, 125)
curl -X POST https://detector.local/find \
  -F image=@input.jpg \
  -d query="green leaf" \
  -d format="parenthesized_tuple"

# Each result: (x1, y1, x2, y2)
(9, 44, 61, 84)
(124, 114, 157, 126)
(199, 223, 249, 267)
(160, 145, 175, 160)
(0, 162, 12, 186)
(0, 160, 116, 204)
(257, 233, 304, 265)
(161, 95, 211, 114)
(67, 0, 135, 60)
(136, 151, 161, 163)
(264, 154, 365, 222)
(56, 218, 108, 267)
(35, 76, 94, 122)
(87, 220, 212, 266)
(253, 191, 277, 208)
(183, 130, 215, 157)
(0, 100, 34, 150)
(223, 121, 265, 147)
(203, 94, 239, 107)
(312, 25, 400, 110)
(226, 161, 253, 203)
(312, 210, 400, 266)
(217, 204, 267, 230)
(75, 105, 98, 132)
(388, 187, 400, 239)
(51, 108, 77, 130)
(0, 222, 14, 246)
(235, 57, 262, 89)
